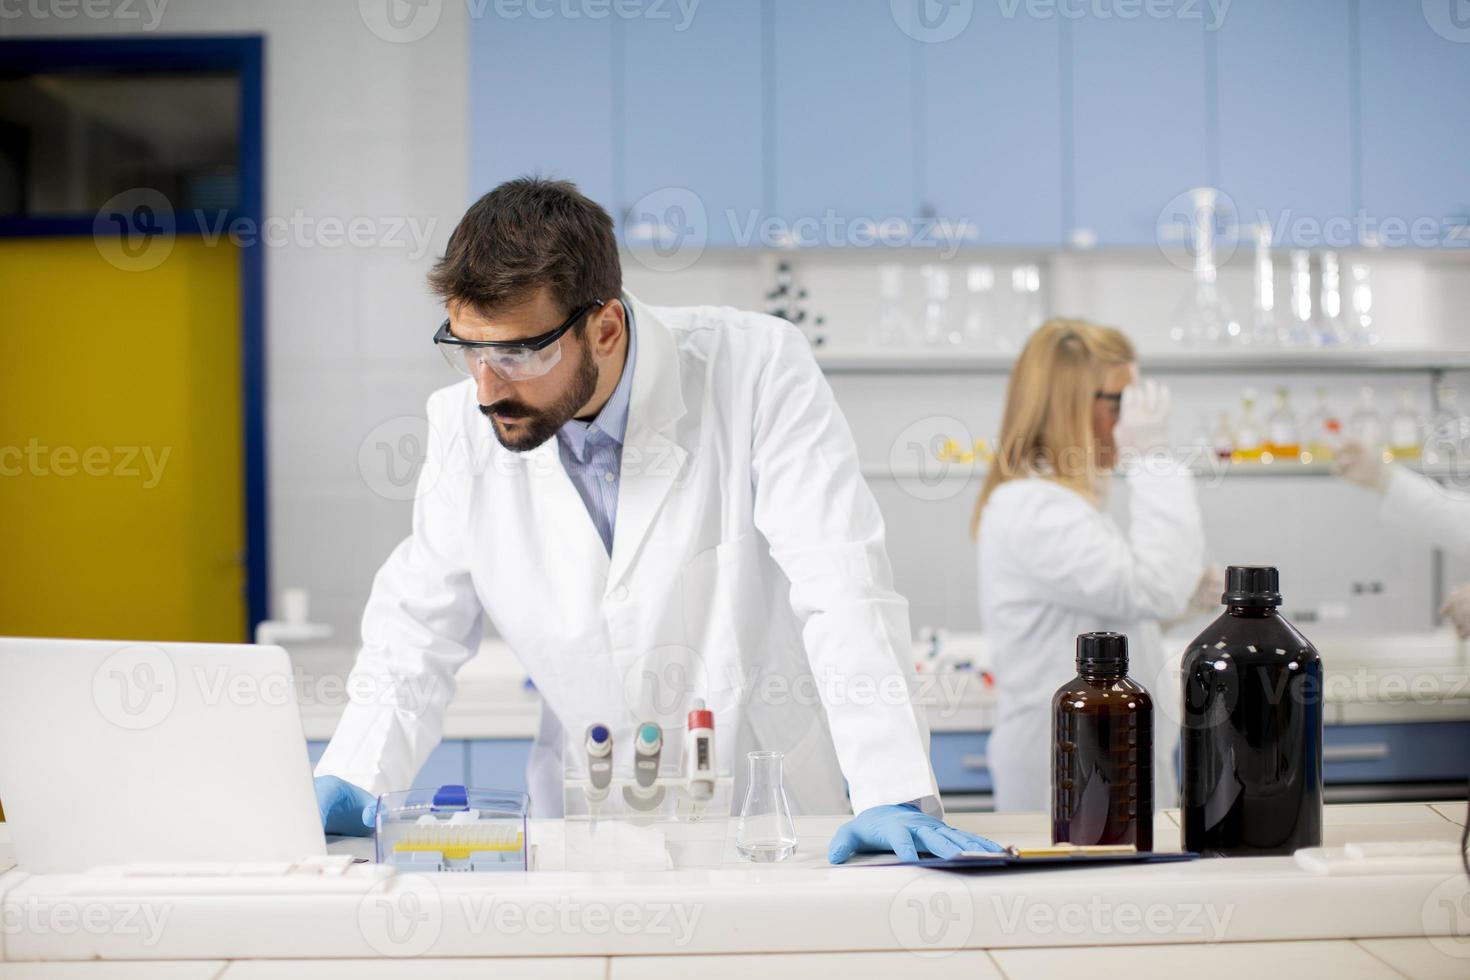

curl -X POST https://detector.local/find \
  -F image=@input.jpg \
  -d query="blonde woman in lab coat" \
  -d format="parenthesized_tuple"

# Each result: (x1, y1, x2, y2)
(974, 320, 1207, 813)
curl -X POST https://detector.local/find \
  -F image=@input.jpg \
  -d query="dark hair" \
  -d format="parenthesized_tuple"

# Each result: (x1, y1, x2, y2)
(428, 177, 621, 322)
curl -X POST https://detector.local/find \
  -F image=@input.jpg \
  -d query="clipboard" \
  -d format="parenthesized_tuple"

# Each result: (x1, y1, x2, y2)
(847, 845, 1200, 872)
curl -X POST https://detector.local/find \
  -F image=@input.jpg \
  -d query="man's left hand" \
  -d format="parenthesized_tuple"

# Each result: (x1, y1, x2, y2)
(828, 803, 1005, 864)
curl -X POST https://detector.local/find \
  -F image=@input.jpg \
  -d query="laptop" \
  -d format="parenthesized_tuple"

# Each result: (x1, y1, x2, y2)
(0, 637, 327, 873)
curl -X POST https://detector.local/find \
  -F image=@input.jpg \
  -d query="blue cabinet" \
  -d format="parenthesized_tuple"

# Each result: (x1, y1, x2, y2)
(622, 2, 764, 248)
(469, 739, 534, 794)
(1216, 0, 1354, 247)
(770, 0, 918, 239)
(1323, 721, 1470, 785)
(1358, 2, 1470, 246)
(919, 5, 1065, 246)
(929, 731, 992, 794)
(1070, 14, 1210, 245)
(469, 11, 617, 207)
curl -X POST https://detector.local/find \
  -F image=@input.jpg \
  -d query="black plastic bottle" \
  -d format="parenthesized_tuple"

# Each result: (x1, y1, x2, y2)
(1052, 632, 1154, 851)
(1181, 566, 1323, 856)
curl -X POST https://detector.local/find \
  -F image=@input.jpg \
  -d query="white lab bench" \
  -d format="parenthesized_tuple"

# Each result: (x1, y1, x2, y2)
(0, 803, 1466, 976)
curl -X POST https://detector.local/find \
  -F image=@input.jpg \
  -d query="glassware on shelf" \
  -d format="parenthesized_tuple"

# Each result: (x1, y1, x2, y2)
(1212, 412, 1235, 462)
(1315, 251, 1346, 346)
(1425, 384, 1468, 465)
(920, 264, 960, 348)
(1286, 250, 1315, 347)
(1264, 387, 1302, 463)
(872, 264, 916, 349)
(1302, 387, 1343, 463)
(1001, 264, 1045, 351)
(1347, 262, 1378, 348)
(1250, 223, 1285, 346)
(1348, 385, 1385, 451)
(1188, 412, 1215, 465)
(961, 264, 995, 349)
(735, 750, 797, 863)
(1232, 389, 1265, 463)
(1169, 187, 1241, 347)
(1388, 388, 1424, 461)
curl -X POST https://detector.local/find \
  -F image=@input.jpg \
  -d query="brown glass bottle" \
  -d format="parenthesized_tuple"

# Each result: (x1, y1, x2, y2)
(1181, 566, 1323, 857)
(1052, 632, 1154, 851)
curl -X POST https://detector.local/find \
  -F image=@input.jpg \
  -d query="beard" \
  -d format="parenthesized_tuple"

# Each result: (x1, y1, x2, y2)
(479, 340, 600, 453)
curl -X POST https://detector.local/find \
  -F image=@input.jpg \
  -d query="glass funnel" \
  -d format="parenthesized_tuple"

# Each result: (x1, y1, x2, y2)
(735, 750, 797, 863)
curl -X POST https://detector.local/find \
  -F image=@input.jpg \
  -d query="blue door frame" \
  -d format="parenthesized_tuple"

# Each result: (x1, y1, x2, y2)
(0, 35, 269, 635)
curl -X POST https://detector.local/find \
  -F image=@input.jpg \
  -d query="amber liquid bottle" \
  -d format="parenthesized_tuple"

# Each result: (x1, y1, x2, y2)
(1181, 566, 1323, 856)
(1052, 632, 1154, 850)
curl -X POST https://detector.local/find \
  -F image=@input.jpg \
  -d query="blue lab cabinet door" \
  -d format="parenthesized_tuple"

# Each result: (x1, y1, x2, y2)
(468, 739, 534, 795)
(770, 0, 918, 243)
(469, 11, 617, 211)
(1215, 0, 1354, 248)
(1358, 2, 1470, 248)
(1069, 12, 1211, 246)
(920, 4, 1065, 246)
(622, 1, 765, 248)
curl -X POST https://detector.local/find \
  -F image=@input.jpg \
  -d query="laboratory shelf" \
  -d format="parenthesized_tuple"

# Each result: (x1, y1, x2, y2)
(861, 461, 1469, 481)
(818, 348, 1470, 375)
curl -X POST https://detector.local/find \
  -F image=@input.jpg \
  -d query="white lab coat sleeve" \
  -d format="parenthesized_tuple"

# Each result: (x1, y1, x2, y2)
(748, 322, 940, 815)
(1380, 465, 1470, 559)
(1005, 467, 1206, 623)
(314, 388, 483, 795)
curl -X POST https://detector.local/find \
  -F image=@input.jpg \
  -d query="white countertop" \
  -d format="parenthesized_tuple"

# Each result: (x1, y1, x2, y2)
(294, 630, 1470, 741)
(1, 802, 1466, 965)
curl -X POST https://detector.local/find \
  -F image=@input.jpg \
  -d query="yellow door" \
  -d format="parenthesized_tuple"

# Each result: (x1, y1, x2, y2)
(0, 236, 246, 641)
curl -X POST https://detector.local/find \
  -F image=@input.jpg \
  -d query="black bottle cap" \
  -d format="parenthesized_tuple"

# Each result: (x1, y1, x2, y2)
(1076, 632, 1128, 675)
(1222, 565, 1283, 608)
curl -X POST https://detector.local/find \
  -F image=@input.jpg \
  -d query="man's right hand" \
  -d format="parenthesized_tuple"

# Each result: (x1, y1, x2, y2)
(314, 775, 377, 837)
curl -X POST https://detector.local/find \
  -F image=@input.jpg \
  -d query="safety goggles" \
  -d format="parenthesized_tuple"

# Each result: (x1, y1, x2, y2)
(433, 299, 606, 382)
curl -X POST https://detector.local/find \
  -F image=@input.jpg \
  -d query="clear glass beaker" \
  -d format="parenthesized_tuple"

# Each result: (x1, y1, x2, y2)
(735, 750, 797, 863)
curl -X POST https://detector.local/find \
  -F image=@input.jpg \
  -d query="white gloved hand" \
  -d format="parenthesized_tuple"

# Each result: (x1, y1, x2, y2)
(1333, 439, 1391, 494)
(1113, 380, 1172, 459)
(1441, 582, 1470, 640)
(1189, 564, 1227, 613)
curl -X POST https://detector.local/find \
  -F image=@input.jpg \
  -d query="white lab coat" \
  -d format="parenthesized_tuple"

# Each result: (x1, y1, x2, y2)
(977, 467, 1205, 813)
(315, 297, 940, 818)
(1380, 466, 1470, 558)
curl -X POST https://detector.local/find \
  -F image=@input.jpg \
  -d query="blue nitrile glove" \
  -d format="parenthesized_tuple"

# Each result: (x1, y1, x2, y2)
(828, 802, 1005, 864)
(314, 775, 377, 837)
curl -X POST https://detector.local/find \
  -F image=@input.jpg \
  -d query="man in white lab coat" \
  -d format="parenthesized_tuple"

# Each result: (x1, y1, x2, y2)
(313, 178, 1000, 863)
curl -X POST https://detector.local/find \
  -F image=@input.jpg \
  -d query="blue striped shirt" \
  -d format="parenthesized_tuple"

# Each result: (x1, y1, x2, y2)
(555, 305, 636, 555)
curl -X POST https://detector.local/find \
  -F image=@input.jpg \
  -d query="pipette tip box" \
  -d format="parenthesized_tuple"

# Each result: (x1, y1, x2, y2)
(374, 784, 529, 872)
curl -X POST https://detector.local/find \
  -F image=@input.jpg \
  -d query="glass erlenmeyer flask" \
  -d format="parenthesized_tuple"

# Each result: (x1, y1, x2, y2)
(1169, 187, 1240, 347)
(735, 750, 797, 862)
